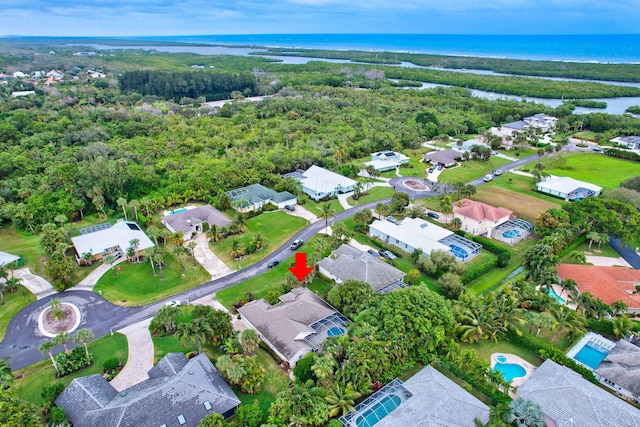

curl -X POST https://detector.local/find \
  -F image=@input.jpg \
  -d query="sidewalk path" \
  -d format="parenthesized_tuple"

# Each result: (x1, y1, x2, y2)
(73, 257, 127, 292)
(109, 317, 154, 392)
(192, 234, 235, 280)
(13, 268, 56, 299)
(585, 255, 632, 268)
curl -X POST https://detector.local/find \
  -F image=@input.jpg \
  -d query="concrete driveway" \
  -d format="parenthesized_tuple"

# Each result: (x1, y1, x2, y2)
(13, 268, 56, 299)
(191, 234, 235, 280)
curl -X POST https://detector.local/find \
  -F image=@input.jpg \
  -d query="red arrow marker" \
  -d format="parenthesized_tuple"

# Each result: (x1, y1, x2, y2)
(288, 252, 313, 281)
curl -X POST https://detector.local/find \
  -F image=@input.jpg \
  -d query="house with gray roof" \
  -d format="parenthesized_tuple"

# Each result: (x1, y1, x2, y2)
(612, 135, 640, 150)
(339, 365, 490, 427)
(226, 183, 296, 213)
(595, 339, 640, 404)
(161, 205, 231, 239)
(55, 353, 240, 427)
(238, 287, 348, 368)
(318, 244, 406, 293)
(517, 359, 640, 426)
(423, 149, 461, 167)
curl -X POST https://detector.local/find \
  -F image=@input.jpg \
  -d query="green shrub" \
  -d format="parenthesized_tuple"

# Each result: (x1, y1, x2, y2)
(55, 346, 91, 377)
(497, 252, 511, 268)
(469, 235, 512, 256)
(41, 382, 66, 409)
(586, 318, 614, 336)
(49, 406, 69, 425)
(103, 357, 121, 372)
(293, 354, 316, 384)
(460, 258, 499, 284)
(236, 401, 265, 427)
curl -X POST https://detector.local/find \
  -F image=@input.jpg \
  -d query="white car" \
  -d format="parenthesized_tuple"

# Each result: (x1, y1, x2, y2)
(483, 174, 493, 182)
(164, 300, 181, 307)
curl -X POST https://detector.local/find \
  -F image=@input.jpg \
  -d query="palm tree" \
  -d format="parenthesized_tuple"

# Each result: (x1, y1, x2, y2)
(73, 328, 94, 360)
(251, 233, 265, 251)
(611, 300, 628, 317)
(187, 241, 197, 266)
(352, 180, 364, 201)
(239, 329, 260, 356)
(146, 225, 160, 246)
(117, 197, 128, 220)
(319, 203, 335, 237)
(176, 318, 213, 354)
(207, 224, 221, 242)
(104, 254, 117, 277)
(613, 316, 632, 339)
(144, 247, 157, 276)
(374, 202, 390, 220)
(457, 307, 499, 343)
(173, 246, 187, 272)
(129, 238, 140, 262)
(49, 298, 64, 327)
(232, 212, 247, 232)
(558, 278, 577, 298)
(230, 239, 244, 260)
(439, 195, 453, 224)
(129, 199, 140, 221)
(159, 228, 172, 247)
(586, 231, 600, 252)
(325, 383, 361, 417)
(39, 341, 60, 376)
(549, 306, 586, 344)
(504, 398, 545, 427)
(53, 331, 71, 355)
(0, 357, 13, 391)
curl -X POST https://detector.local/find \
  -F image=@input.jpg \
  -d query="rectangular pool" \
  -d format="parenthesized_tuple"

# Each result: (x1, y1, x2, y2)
(573, 342, 609, 369)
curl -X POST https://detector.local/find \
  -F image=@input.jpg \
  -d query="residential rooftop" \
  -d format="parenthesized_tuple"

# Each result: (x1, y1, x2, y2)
(453, 198, 513, 222)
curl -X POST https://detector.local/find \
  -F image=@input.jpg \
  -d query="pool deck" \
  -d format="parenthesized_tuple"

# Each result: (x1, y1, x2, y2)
(535, 284, 577, 310)
(491, 352, 536, 395)
(565, 332, 615, 370)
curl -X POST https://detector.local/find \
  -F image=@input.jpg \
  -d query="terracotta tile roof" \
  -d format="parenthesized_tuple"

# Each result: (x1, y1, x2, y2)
(453, 198, 512, 222)
(556, 264, 640, 309)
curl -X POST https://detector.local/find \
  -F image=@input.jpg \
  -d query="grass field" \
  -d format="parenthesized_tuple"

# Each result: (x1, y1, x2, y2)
(301, 197, 344, 217)
(558, 240, 621, 264)
(346, 186, 394, 206)
(210, 211, 307, 268)
(0, 286, 35, 342)
(537, 152, 639, 189)
(439, 157, 510, 183)
(93, 250, 209, 306)
(460, 339, 542, 367)
(12, 333, 128, 406)
(0, 226, 47, 277)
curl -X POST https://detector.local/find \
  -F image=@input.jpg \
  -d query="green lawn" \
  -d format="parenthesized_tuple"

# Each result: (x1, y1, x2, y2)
(538, 152, 639, 189)
(346, 186, 394, 206)
(558, 240, 621, 264)
(302, 198, 344, 217)
(573, 131, 597, 141)
(0, 226, 47, 277)
(401, 148, 430, 177)
(439, 157, 510, 183)
(0, 286, 35, 342)
(12, 333, 128, 406)
(210, 211, 307, 269)
(461, 339, 542, 367)
(93, 250, 209, 306)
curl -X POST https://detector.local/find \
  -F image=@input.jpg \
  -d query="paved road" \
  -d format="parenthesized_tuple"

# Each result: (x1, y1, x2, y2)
(0, 146, 567, 370)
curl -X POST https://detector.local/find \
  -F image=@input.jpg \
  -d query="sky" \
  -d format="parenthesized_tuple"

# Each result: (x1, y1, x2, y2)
(2, 0, 640, 36)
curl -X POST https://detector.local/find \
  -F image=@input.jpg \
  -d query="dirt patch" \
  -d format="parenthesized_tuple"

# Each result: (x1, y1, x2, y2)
(473, 187, 560, 222)
(402, 180, 429, 191)
(42, 305, 77, 335)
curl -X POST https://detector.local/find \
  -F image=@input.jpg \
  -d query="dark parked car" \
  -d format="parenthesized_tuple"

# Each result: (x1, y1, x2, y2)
(437, 164, 444, 171)
(427, 211, 439, 219)
(284, 205, 296, 212)
(379, 250, 397, 261)
(290, 239, 304, 250)
(427, 166, 436, 173)
(367, 249, 380, 257)
(267, 259, 280, 268)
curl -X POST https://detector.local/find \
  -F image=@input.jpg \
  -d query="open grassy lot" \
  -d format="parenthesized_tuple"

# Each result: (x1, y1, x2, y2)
(12, 333, 128, 406)
(537, 152, 639, 189)
(439, 157, 510, 183)
(573, 131, 597, 141)
(0, 225, 46, 276)
(460, 339, 542, 366)
(210, 211, 307, 269)
(0, 286, 35, 342)
(401, 148, 430, 176)
(346, 186, 394, 206)
(301, 197, 344, 217)
(93, 251, 209, 306)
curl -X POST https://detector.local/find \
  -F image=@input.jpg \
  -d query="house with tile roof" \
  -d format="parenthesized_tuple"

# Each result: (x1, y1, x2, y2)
(226, 183, 296, 213)
(162, 205, 231, 239)
(536, 175, 602, 201)
(70, 220, 154, 264)
(595, 339, 640, 404)
(339, 365, 490, 427)
(318, 244, 406, 293)
(55, 353, 240, 427)
(238, 287, 349, 367)
(453, 199, 512, 236)
(517, 359, 640, 426)
(284, 165, 356, 201)
(556, 264, 640, 314)
(423, 149, 461, 167)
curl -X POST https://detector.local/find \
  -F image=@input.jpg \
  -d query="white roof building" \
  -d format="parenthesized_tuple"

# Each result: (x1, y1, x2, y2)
(363, 151, 409, 172)
(536, 176, 602, 201)
(294, 165, 357, 201)
(370, 218, 453, 256)
(71, 220, 154, 261)
(0, 251, 21, 267)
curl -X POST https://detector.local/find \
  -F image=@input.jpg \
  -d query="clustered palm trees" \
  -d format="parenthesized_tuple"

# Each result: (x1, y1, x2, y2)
(38, 328, 94, 376)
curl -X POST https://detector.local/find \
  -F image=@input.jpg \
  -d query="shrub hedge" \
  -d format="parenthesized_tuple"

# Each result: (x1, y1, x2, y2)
(460, 258, 499, 285)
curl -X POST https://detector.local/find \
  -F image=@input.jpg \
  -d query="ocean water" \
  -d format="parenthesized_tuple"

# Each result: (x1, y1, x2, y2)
(125, 34, 640, 63)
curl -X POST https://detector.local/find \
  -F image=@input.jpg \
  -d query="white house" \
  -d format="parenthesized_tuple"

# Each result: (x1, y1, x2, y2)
(611, 136, 640, 150)
(71, 220, 154, 264)
(524, 113, 557, 132)
(363, 151, 409, 172)
(536, 176, 602, 201)
(11, 90, 35, 98)
(288, 165, 357, 201)
(453, 199, 512, 236)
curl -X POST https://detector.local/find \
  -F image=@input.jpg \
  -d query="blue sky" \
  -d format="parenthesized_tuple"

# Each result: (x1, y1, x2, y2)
(2, 0, 639, 36)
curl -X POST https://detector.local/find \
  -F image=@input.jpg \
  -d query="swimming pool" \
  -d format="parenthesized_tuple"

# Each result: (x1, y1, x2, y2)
(327, 326, 346, 337)
(493, 362, 526, 383)
(502, 229, 521, 239)
(449, 245, 468, 259)
(496, 355, 507, 363)
(546, 287, 566, 304)
(573, 342, 609, 369)
(170, 208, 187, 215)
(355, 394, 402, 427)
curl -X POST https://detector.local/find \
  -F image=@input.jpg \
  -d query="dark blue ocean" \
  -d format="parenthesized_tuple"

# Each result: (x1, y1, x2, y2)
(125, 34, 640, 64)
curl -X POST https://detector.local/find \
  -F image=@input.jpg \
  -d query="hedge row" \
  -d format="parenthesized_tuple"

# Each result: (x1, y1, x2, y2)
(504, 329, 598, 383)
(460, 257, 499, 285)
(605, 148, 640, 162)
(586, 318, 615, 336)
(468, 235, 513, 256)
(557, 234, 587, 259)
(438, 360, 510, 406)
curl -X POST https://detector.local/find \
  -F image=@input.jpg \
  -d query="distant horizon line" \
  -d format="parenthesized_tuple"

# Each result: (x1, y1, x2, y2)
(2, 33, 640, 38)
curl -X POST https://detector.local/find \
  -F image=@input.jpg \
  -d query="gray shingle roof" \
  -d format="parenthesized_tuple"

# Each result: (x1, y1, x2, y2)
(237, 288, 337, 361)
(55, 353, 240, 427)
(424, 149, 460, 166)
(161, 205, 231, 233)
(226, 184, 294, 208)
(518, 359, 640, 427)
(595, 340, 640, 396)
(374, 366, 490, 426)
(318, 244, 406, 292)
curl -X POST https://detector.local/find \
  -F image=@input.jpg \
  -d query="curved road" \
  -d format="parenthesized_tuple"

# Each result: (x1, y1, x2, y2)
(0, 149, 554, 369)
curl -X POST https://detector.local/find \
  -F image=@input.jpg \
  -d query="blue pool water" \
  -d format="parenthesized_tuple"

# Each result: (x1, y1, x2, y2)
(356, 394, 402, 427)
(170, 208, 187, 214)
(502, 229, 521, 239)
(496, 355, 507, 363)
(493, 362, 526, 382)
(327, 327, 346, 337)
(449, 245, 468, 259)
(574, 342, 609, 369)
(546, 287, 566, 304)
